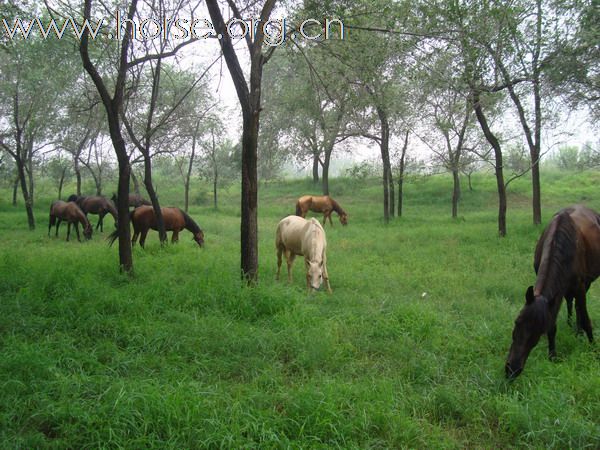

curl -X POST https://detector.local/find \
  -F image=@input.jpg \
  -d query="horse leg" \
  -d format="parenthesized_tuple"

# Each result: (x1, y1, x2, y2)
(75, 222, 81, 242)
(322, 257, 332, 294)
(98, 213, 104, 232)
(565, 295, 574, 327)
(139, 229, 148, 248)
(276, 246, 283, 280)
(172, 230, 179, 244)
(56, 219, 62, 237)
(286, 252, 296, 283)
(328, 212, 334, 226)
(547, 324, 557, 360)
(66, 222, 71, 241)
(575, 291, 594, 343)
(48, 215, 53, 237)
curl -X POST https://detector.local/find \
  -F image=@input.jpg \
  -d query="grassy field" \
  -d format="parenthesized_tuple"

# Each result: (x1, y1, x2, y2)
(1, 171, 599, 448)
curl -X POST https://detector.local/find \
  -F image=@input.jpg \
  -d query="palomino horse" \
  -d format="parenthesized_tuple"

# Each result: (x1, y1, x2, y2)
(68, 194, 118, 232)
(505, 205, 600, 379)
(48, 200, 93, 242)
(108, 205, 204, 248)
(295, 195, 348, 226)
(111, 193, 151, 208)
(276, 215, 332, 292)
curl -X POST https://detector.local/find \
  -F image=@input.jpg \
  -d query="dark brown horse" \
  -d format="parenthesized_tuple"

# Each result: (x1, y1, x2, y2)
(48, 200, 93, 241)
(505, 205, 600, 379)
(108, 205, 204, 248)
(295, 195, 348, 226)
(111, 193, 151, 208)
(68, 194, 118, 232)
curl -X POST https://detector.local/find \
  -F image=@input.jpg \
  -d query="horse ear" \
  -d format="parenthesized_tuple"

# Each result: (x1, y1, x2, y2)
(525, 286, 535, 304)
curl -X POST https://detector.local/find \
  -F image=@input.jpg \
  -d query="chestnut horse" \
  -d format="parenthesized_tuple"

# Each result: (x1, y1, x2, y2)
(276, 215, 332, 292)
(48, 200, 93, 241)
(295, 195, 348, 226)
(68, 194, 118, 232)
(111, 193, 151, 208)
(505, 205, 600, 379)
(108, 205, 204, 248)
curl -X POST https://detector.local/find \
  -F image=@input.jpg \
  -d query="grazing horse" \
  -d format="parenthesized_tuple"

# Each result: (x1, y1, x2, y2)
(295, 195, 348, 226)
(48, 200, 93, 242)
(276, 215, 332, 292)
(108, 205, 204, 248)
(67, 194, 118, 232)
(111, 193, 151, 208)
(505, 205, 600, 379)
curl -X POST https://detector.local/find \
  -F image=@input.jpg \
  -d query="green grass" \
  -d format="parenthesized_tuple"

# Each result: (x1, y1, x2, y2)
(1, 170, 599, 448)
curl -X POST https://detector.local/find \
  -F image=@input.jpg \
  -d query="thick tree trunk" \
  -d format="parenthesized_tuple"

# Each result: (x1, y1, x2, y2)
(471, 90, 506, 236)
(240, 111, 259, 281)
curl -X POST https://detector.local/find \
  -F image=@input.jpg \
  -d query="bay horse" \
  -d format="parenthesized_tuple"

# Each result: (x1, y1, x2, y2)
(295, 195, 348, 226)
(108, 205, 204, 248)
(68, 194, 118, 232)
(505, 205, 600, 379)
(276, 215, 332, 292)
(48, 200, 93, 242)
(111, 193, 151, 208)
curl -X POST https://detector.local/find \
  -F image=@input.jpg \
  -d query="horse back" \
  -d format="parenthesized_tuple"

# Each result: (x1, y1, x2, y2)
(569, 205, 600, 280)
(132, 205, 183, 231)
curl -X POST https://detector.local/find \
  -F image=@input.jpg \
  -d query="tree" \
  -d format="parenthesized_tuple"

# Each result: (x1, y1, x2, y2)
(0, 29, 73, 229)
(205, 0, 278, 282)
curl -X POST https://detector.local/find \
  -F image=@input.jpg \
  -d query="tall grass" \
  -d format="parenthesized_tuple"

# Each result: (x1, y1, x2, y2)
(0, 171, 599, 448)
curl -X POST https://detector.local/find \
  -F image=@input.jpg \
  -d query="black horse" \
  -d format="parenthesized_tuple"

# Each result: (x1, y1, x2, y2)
(505, 205, 600, 379)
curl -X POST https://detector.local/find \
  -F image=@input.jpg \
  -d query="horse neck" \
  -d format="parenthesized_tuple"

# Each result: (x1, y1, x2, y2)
(181, 209, 200, 234)
(76, 208, 89, 226)
(535, 213, 577, 305)
(331, 199, 344, 215)
(306, 220, 325, 260)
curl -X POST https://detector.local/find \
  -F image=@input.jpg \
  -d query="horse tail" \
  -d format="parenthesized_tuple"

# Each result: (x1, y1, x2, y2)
(107, 209, 134, 246)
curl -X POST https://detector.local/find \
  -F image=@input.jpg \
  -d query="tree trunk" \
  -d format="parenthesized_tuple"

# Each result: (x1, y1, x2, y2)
(131, 169, 141, 195)
(397, 130, 408, 217)
(322, 151, 331, 195)
(377, 106, 392, 223)
(16, 157, 35, 229)
(12, 175, 18, 206)
(312, 153, 320, 184)
(451, 168, 460, 218)
(143, 155, 167, 244)
(471, 90, 506, 236)
(213, 172, 218, 209)
(240, 111, 259, 281)
(58, 166, 67, 199)
(74, 159, 82, 195)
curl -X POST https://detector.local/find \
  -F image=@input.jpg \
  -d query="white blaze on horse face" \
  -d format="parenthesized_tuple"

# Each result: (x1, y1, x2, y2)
(307, 260, 323, 289)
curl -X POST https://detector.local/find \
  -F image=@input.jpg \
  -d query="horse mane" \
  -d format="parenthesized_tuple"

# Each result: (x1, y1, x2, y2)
(535, 210, 577, 302)
(179, 209, 201, 234)
(67, 194, 80, 203)
(307, 218, 326, 259)
(330, 198, 345, 215)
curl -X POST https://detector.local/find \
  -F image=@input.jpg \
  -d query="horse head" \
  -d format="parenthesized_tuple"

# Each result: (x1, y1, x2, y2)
(192, 230, 204, 247)
(67, 194, 79, 203)
(505, 286, 550, 379)
(83, 222, 93, 240)
(339, 213, 348, 226)
(305, 259, 324, 290)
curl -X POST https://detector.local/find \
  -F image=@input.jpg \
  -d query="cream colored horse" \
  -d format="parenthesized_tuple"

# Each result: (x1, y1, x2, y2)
(276, 215, 332, 292)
